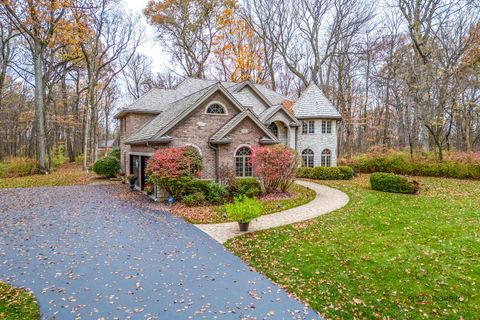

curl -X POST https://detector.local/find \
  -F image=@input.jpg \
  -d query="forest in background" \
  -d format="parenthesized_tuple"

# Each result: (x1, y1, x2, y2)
(0, 0, 479, 173)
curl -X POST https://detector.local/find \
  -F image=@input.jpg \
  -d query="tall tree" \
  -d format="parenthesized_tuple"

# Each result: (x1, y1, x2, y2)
(144, 0, 236, 78)
(75, 0, 142, 168)
(1, 0, 83, 172)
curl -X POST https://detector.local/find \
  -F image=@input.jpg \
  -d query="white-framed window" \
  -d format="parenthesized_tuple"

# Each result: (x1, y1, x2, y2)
(268, 122, 278, 137)
(206, 102, 226, 114)
(322, 120, 332, 133)
(321, 149, 332, 167)
(301, 149, 314, 168)
(235, 146, 253, 177)
(302, 120, 315, 134)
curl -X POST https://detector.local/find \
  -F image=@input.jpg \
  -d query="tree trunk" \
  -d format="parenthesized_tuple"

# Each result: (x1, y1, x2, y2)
(33, 42, 48, 173)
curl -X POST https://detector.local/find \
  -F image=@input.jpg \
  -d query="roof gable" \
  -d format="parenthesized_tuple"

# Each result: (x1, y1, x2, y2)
(209, 108, 278, 144)
(260, 105, 300, 126)
(234, 81, 273, 107)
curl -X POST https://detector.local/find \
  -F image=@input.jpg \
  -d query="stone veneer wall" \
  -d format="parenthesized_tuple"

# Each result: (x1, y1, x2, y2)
(296, 119, 338, 167)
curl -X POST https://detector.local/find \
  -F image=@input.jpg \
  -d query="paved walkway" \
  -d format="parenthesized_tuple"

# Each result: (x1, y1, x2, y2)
(0, 185, 321, 319)
(196, 180, 349, 243)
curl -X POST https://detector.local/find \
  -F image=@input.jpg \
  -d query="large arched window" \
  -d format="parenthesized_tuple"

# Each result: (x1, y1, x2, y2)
(206, 103, 226, 114)
(321, 149, 332, 167)
(301, 149, 314, 168)
(235, 146, 252, 177)
(268, 122, 278, 137)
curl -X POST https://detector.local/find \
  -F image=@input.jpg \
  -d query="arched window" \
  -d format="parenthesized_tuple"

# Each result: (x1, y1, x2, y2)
(206, 103, 226, 114)
(301, 149, 314, 168)
(268, 122, 278, 137)
(235, 146, 252, 177)
(321, 149, 332, 167)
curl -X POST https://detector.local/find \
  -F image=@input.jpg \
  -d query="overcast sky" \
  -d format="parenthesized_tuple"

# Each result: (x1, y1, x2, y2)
(123, 0, 167, 73)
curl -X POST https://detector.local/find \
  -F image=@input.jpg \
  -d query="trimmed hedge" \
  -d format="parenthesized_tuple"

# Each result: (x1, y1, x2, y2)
(92, 156, 120, 178)
(296, 166, 354, 180)
(350, 154, 480, 179)
(370, 172, 418, 194)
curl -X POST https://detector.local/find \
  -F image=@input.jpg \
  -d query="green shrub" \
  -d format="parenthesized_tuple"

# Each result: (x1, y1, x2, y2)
(225, 195, 263, 223)
(349, 152, 480, 179)
(370, 172, 418, 194)
(205, 181, 228, 204)
(0, 157, 39, 178)
(231, 178, 262, 198)
(163, 177, 209, 199)
(181, 191, 206, 206)
(108, 147, 121, 160)
(92, 156, 120, 178)
(296, 166, 353, 180)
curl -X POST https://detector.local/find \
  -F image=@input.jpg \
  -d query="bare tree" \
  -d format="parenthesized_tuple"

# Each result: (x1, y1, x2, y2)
(121, 53, 153, 101)
(76, 0, 142, 168)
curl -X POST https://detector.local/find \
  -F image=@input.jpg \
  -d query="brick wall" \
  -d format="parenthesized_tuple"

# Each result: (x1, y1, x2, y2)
(218, 117, 268, 177)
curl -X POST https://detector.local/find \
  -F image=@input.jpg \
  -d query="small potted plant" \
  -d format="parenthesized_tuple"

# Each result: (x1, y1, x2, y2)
(126, 174, 137, 190)
(225, 195, 263, 232)
(144, 184, 154, 196)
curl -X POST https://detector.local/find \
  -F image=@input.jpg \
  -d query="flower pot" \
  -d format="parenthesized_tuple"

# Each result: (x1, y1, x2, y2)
(238, 222, 250, 232)
(128, 180, 136, 190)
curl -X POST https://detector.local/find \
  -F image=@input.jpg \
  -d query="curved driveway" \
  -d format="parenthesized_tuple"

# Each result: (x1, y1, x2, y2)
(0, 185, 321, 319)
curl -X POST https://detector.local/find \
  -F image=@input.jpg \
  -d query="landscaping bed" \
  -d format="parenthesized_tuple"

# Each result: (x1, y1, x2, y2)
(226, 174, 480, 319)
(0, 282, 40, 320)
(168, 182, 316, 224)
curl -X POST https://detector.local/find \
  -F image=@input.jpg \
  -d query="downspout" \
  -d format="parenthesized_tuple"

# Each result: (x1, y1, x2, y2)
(208, 142, 219, 182)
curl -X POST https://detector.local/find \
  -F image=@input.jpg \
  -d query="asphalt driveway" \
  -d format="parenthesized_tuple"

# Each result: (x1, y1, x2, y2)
(0, 185, 321, 319)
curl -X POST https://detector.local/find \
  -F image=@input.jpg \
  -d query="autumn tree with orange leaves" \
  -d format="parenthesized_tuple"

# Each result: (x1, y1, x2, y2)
(213, 11, 264, 83)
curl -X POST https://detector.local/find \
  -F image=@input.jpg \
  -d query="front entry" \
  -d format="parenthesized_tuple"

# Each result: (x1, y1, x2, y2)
(129, 154, 150, 190)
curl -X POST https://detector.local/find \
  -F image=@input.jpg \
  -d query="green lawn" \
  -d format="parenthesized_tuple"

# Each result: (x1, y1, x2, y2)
(0, 282, 40, 320)
(226, 175, 480, 319)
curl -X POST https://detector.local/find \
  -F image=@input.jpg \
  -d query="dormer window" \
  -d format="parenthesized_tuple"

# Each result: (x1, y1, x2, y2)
(206, 103, 226, 114)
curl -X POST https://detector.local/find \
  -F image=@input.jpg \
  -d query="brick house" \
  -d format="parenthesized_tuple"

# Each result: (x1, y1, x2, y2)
(115, 77, 341, 190)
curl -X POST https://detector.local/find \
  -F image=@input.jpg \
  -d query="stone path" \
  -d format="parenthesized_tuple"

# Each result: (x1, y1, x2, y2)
(195, 180, 349, 243)
(0, 185, 322, 319)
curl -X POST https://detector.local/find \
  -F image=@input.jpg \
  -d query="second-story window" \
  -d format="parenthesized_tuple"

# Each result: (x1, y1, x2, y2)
(302, 120, 315, 134)
(322, 120, 332, 133)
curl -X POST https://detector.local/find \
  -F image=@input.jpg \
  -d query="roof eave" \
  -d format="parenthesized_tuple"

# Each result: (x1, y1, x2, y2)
(124, 136, 173, 145)
(259, 137, 279, 145)
(114, 109, 161, 119)
(295, 115, 342, 120)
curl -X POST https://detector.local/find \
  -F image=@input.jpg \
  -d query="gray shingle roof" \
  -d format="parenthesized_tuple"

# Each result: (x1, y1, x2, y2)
(292, 83, 341, 119)
(123, 78, 340, 144)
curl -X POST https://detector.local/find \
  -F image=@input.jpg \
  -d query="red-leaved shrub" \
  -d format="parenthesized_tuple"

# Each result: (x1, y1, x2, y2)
(146, 146, 203, 196)
(250, 145, 299, 194)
